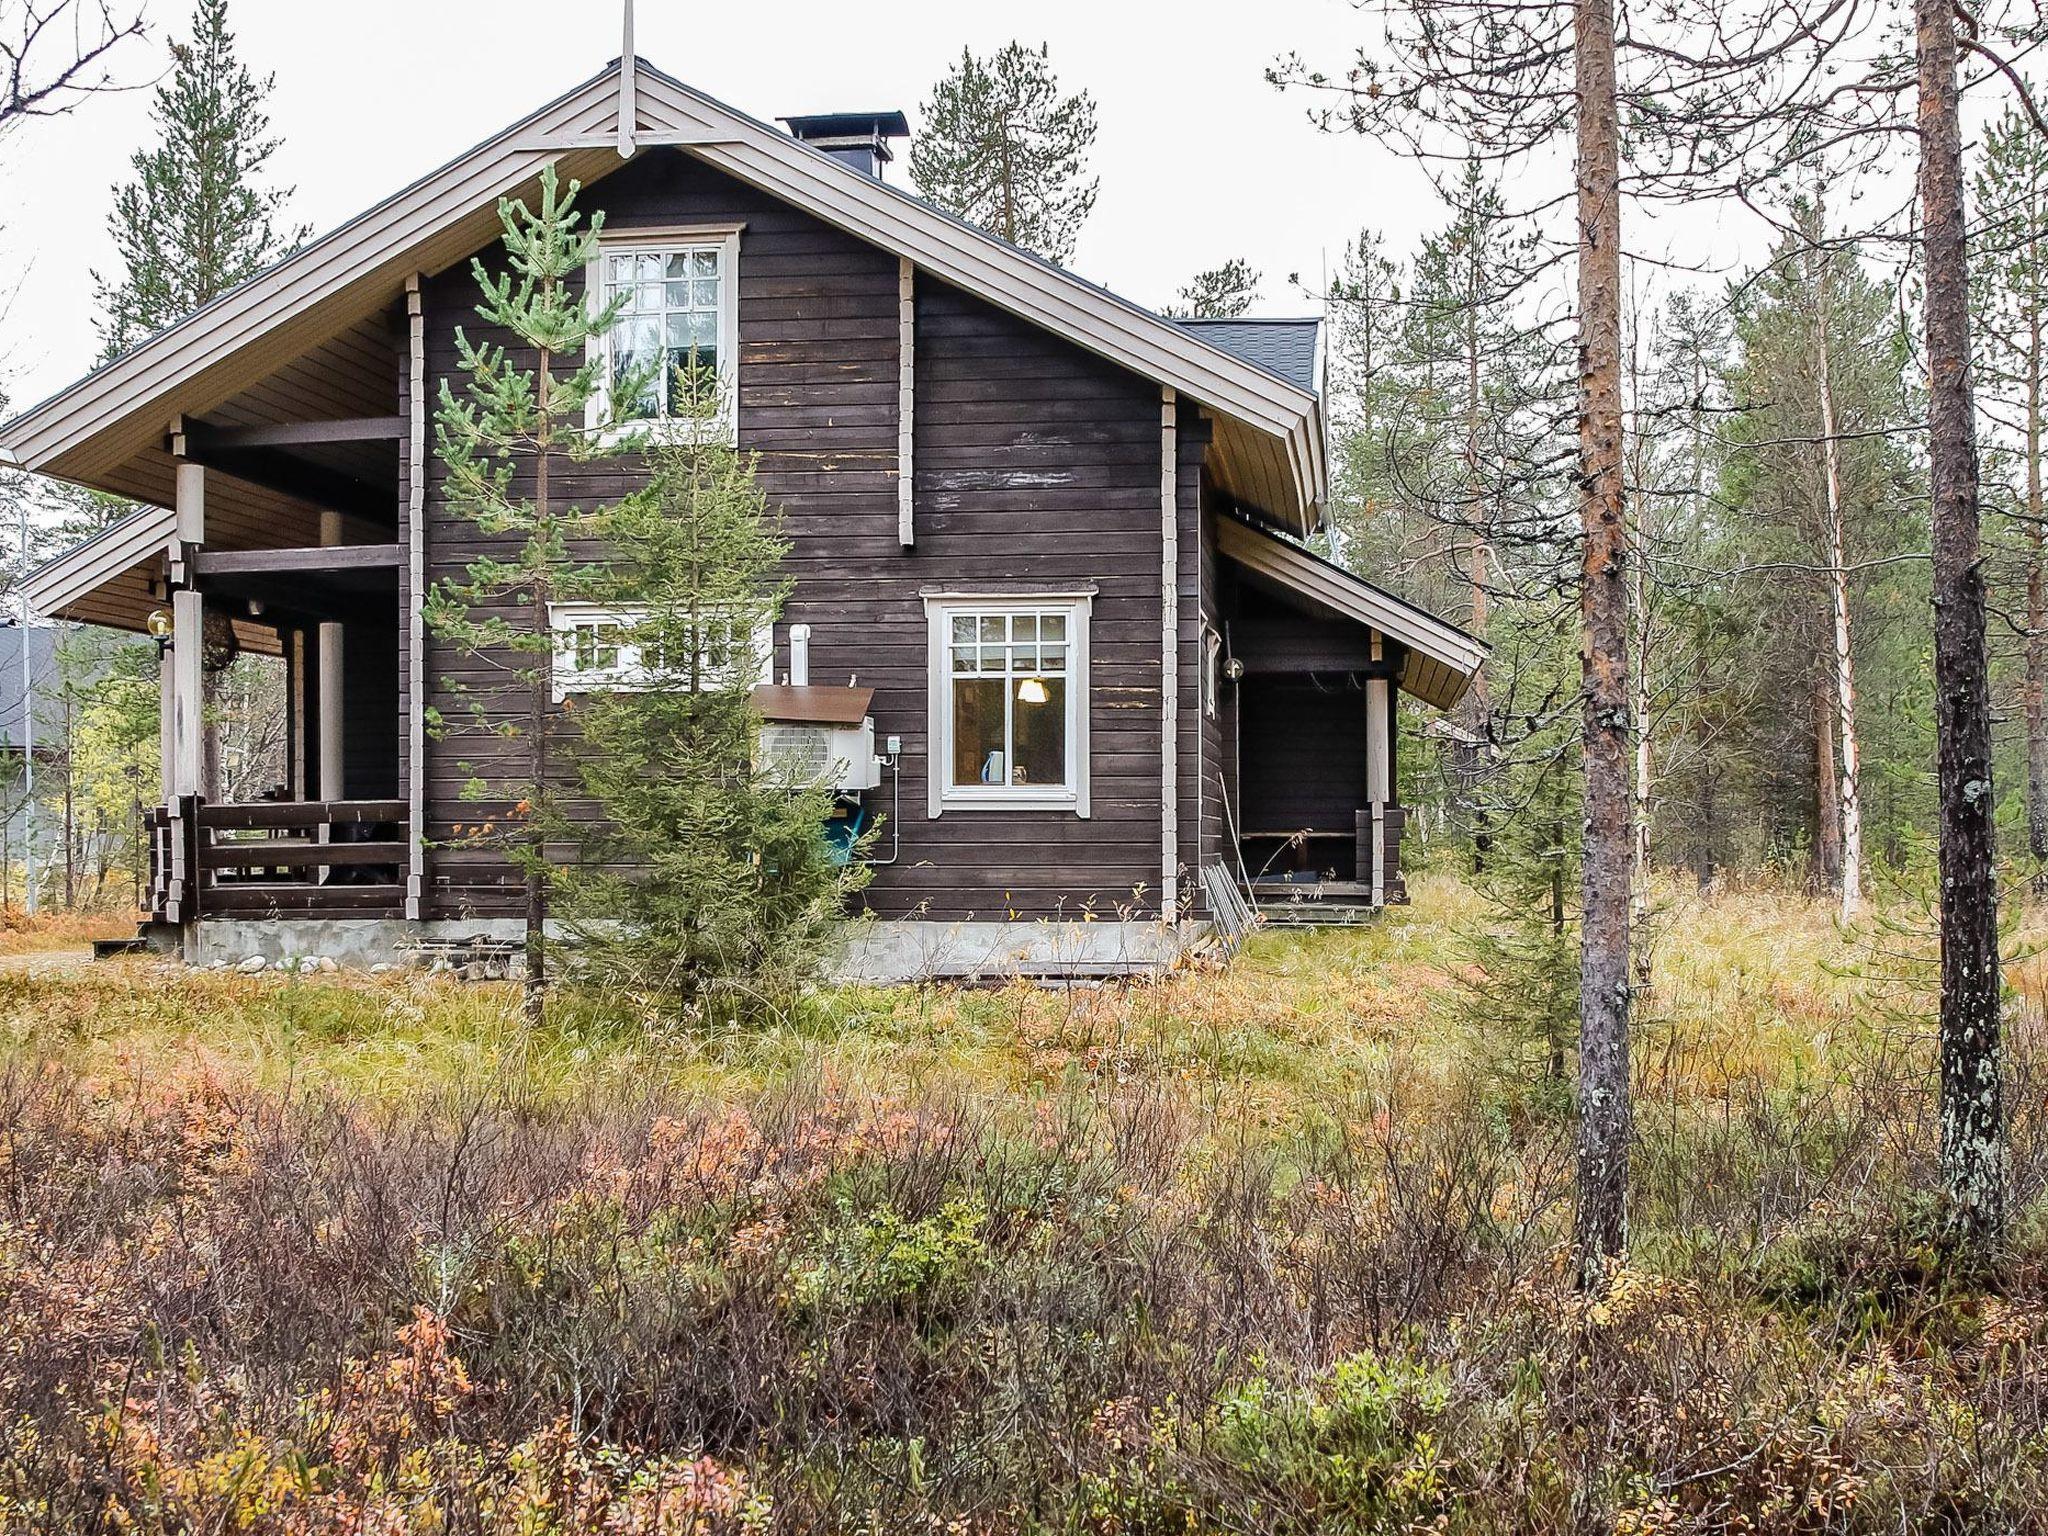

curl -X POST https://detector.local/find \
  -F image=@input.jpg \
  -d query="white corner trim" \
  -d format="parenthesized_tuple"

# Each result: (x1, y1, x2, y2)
(405, 272, 427, 922)
(898, 258, 915, 548)
(1159, 386, 1179, 915)
(924, 593, 1092, 821)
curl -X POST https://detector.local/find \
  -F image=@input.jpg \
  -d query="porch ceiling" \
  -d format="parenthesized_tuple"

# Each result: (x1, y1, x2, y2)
(1213, 513, 1486, 710)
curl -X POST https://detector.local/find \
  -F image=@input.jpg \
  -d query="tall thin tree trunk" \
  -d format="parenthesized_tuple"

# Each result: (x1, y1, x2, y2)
(1573, 0, 1633, 1278)
(1626, 329, 1654, 987)
(1813, 663, 1842, 887)
(525, 346, 553, 1024)
(2025, 305, 2047, 886)
(1917, 0, 2005, 1247)
(1463, 260, 1494, 866)
(61, 688, 74, 910)
(1811, 224, 1863, 921)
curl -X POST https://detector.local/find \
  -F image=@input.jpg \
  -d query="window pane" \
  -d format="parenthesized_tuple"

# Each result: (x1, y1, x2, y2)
(951, 643, 978, 674)
(1039, 643, 1067, 673)
(1013, 614, 1039, 645)
(693, 249, 719, 276)
(950, 616, 976, 647)
(1041, 614, 1066, 644)
(952, 677, 1007, 787)
(694, 278, 720, 306)
(1012, 677, 1066, 787)
(665, 252, 691, 280)
(665, 279, 691, 307)
(978, 615, 1006, 647)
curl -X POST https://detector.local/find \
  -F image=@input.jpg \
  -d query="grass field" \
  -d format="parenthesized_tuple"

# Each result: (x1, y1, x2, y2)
(3, 875, 2046, 1532)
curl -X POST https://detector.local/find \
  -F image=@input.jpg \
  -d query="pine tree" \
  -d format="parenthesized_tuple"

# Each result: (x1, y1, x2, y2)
(550, 408, 868, 1023)
(1166, 258, 1260, 318)
(91, 0, 303, 361)
(425, 165, 640, 1025)
(909, 43, 1098, 265)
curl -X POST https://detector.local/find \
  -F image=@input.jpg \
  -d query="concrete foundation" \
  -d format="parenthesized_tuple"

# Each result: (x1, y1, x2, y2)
(184, 915, 1195, 983)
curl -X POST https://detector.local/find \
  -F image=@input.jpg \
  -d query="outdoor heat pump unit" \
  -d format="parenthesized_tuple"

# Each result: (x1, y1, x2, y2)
(752, 683, 883, 792)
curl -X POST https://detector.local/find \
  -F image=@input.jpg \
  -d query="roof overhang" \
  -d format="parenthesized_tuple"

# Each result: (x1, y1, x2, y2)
(0, 59, 1327, 535)
(21, 504, 175, 629)
(1214, 514, 1486, 709)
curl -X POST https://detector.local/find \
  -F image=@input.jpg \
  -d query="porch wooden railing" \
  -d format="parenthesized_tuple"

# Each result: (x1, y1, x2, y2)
(148, 797, 408, 922)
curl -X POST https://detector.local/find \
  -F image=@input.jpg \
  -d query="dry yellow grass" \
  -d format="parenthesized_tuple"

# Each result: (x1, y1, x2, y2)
(0, 870, 1968, 1138)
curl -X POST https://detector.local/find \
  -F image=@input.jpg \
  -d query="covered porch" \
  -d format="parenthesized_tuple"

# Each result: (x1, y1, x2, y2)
(20, 362, 418, 929)
(1211, 514, 1483, 923)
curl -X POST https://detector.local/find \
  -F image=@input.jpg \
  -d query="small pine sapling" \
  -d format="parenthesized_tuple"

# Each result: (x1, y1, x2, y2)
(548, 368, 870, 1024)
(425, 164, 648, 1023)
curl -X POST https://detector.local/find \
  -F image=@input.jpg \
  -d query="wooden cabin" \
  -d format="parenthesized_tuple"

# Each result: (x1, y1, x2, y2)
(1, 59, 1482, 979)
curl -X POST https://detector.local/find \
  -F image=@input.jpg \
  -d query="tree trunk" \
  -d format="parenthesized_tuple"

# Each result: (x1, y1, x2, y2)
(1812, 228, 1863, 922)
(1573, 0, 1633, 1279)
(1812, 662, 1842, 888)
(525, 347, 553, 1025)
(1463, 265, 1494, 867)
(2025, 305, 2047, 886)
(1917, 0, 2005, 1248)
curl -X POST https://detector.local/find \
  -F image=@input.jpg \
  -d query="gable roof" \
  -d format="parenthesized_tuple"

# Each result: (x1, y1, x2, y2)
(0, 57, 1325, 536)
(1172, 318, 1320, 394)
(1212, 512, 1485, 710)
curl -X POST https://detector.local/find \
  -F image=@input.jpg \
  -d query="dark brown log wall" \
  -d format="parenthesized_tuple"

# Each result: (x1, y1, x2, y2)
(412, 150, 1189, 922)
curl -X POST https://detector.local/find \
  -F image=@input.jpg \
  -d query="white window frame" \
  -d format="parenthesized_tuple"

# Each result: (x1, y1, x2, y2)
(584, 223, 743, 444)
(549, 602, 771, 702)
(923, 590, 1093, 818)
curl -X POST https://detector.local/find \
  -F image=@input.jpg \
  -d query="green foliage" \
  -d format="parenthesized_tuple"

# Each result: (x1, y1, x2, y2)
(1454, 615, 1583, 1094)
(796, 1196, 988, 1313)
(1757, 1192, 1998, 1343)
(909, 42, 1098, 264)
(1207, 1353, 1456, 1532)
(1166, 257, 1260, 318)
(425, 164, 642, 1006)
(91, 0, 306, 360)
(547, 411, 868, 1023)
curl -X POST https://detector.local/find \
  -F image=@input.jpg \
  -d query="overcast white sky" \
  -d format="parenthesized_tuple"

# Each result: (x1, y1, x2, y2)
(0, 0, 1777, 417)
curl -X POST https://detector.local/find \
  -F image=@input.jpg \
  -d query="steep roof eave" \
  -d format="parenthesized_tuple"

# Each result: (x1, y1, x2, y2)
(0, 57, 1326, 529)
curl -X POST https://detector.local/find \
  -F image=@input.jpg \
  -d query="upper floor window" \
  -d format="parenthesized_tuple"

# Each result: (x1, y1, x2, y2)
(587, 226, 741, 437)
(923, 592, 1093, 818)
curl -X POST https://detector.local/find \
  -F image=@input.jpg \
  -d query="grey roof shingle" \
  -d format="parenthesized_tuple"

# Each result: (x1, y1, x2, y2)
(1171, 317, 1320, 394)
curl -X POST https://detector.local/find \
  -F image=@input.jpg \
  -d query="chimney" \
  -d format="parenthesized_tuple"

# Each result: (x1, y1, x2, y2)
(780, 111, 910, 179)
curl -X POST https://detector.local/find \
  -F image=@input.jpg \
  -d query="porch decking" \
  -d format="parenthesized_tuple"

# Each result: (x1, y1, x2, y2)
(1240, 805, 1409, 924)
(148, 798, 410, 923)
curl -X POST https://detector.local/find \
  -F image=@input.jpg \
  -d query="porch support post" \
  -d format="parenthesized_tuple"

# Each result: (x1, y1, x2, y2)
(1366, 631, 1391, 906)
(1159, 386, 1179, 920)
(317, 509, 345, 809)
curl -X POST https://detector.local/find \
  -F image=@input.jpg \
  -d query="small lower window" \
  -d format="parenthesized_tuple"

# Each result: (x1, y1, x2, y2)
(925, 593, 1091, 816)
(550, 603, 770, 700)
